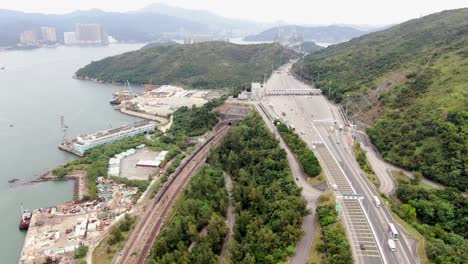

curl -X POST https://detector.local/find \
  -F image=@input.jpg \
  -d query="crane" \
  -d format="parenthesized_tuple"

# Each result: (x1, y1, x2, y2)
(60, 116, 69, 144)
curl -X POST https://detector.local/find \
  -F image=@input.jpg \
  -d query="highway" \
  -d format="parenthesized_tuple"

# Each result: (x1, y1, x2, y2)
(261, 63, 419, 264)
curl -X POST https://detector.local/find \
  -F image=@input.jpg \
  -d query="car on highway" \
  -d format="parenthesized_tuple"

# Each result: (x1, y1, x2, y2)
(373, 195, 381, 208)
(388, 239, 396, 252)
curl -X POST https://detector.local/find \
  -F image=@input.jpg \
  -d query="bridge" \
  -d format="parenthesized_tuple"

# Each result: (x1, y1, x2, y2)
(266, 88, 322, 96)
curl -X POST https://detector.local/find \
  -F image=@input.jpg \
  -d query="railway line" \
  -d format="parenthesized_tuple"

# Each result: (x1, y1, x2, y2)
(113, 123, 231, 264)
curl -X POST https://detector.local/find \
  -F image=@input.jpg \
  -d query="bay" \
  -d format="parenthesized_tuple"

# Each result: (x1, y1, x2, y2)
(0, 43, 144, 263)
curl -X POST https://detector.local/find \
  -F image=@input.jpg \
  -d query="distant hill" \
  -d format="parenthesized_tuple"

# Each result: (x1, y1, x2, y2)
(294, 8, 468, 189)
(141, 40, 178, 49)
(0, 9, 209, 47)
(76, 42, 296, 88)
(139, 3, 267, 35)
(292, 41, 324, 54)
(244, 25, 367, 43)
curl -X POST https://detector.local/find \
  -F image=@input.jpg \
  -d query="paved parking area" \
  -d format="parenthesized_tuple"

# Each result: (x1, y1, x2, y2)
(120, 148, 160, 180)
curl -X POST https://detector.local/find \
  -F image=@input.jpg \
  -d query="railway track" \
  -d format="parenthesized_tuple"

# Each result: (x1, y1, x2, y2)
(114, 124, 230, 264)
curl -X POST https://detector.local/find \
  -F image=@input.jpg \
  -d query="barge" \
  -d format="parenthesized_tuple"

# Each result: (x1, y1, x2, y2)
(19, 205, 32, 230)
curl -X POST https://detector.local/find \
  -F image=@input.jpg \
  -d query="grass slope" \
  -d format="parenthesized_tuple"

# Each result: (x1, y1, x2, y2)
(295, 8, 468, 190)
(76, 42, 295, 89)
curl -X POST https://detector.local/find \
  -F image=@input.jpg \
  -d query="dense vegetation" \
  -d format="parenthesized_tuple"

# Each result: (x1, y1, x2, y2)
(275, 121, 321, 176)
(395, 185, 468, 263)
(353, 143, 373, 175)
(353, 143, 379, 184)
(149, 165, 228, 264)
(169, 97, 225, 137)
(211, 113, 307, 263)
(76, 42, 296, 88)
(315, 193, 353, 264)
(295, 8, 468, 190)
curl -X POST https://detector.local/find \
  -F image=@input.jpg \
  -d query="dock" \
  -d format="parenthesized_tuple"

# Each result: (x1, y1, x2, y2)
(58, 143, 84, 157)
(58, 120, 156, 157)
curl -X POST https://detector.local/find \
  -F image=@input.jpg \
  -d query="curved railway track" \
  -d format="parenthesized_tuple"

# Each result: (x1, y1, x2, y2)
(114, 123, 231, 264)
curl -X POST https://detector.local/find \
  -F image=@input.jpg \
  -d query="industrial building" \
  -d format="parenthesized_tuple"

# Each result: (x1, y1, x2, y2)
(59, 121, 156, 156)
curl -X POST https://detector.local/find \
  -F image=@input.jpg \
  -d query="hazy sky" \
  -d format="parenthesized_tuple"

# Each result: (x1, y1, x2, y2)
(2, 0, 467, 25)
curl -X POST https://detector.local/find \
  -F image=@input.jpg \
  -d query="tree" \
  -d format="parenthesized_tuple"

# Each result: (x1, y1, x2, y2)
(74, 245, 88, 259)
(411, 171, 422, 185)
(108, 227, 123, 245)
(206, 213, 229, 253)
(399, 204, 417, 221)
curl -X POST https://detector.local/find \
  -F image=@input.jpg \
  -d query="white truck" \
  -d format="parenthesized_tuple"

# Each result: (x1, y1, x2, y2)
(388, 223, 399, 240)
(388, 239, 396, 252)
(373, 195, 381, 208)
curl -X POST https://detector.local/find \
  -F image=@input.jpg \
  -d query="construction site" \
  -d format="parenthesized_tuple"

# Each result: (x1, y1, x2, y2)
(19, 176, 141, 264)
(20, 145, 169, 264)
(119, 85, 224, 119)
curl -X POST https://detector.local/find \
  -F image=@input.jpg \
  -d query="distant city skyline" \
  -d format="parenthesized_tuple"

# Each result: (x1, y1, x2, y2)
(19, 24, 108, 46)
(2, 0, 467, 25)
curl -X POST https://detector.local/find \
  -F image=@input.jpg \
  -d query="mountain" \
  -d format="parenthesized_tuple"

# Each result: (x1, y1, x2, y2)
(0, 9, 209, 47)
(139, 3, 267, 35)
(294, 8, 468, 189)
(243, 25, 367, 43)
(76, 42, 296, 88)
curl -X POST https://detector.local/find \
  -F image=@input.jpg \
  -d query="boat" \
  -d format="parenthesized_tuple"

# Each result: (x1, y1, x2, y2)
(110, 80, 136, 105)
(19, 204, 32, 230)
(109, 90, 133, 105)
(8, 178, 19, 183)
(0, 67, 5, 70)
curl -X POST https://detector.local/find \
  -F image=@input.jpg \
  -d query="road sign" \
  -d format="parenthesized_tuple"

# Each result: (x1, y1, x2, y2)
(337, 194, 364, 200)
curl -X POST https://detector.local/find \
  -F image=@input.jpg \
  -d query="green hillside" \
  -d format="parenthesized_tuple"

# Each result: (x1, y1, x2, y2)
(294, 8, 468, 190)
(76, 42, 295, 89)
(293, 41, 324, 54)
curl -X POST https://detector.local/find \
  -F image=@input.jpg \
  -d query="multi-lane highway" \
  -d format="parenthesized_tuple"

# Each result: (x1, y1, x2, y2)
(261, 63, 419, 264)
